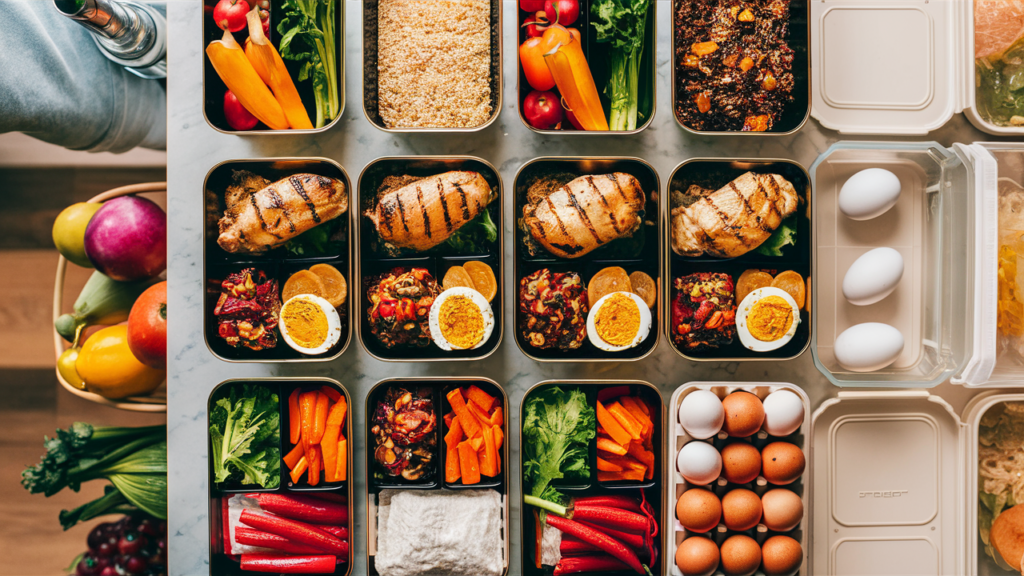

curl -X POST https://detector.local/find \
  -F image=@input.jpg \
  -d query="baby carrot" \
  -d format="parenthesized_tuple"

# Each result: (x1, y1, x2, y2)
(312, 392, 329, 445)
(321, 425, 340, 483)
(335, 439, 346, 482)
(457, 440, 481, 484)
(445, 444, 461, 483)
(445, 416, 464, 448)
(283, 442, 304, 470)
(326, 396, 347, 428)
(466, 384, 497, 412)
(319, 385, 342, 402)
(447, 388, 482, 437)
(596, 401, 632, 446)
(289, 456, 308, 485)
(307, 444, 320, 486)
(299, 391, 317, 452)
(288, 389, 301, 445)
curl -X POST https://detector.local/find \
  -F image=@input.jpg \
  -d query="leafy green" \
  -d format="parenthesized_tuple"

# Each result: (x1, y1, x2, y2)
(278, 0, 339, 128)
(523, 387, 595, 509)
(284, 224, 344, 256)
(444, 209, 498, 254)
(591, 0, 651, 131)
(209, 383, 281, 489)
(21, 423, 166, 529)
(755, 216, 797, 257)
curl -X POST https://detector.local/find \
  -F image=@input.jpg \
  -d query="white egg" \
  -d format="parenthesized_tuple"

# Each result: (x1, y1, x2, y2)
(838, 168, 902, 220)
(677, 441, 722, 486)
(842, 247, 904, 306)
(678, 390, 725, 439)
(586, 291, 652, 352)
(834, 322, 905, 372)
(762, 390, 805, 437)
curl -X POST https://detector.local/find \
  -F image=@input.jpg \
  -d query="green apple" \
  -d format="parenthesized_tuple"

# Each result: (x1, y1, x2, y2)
(53, 202, 101, 268)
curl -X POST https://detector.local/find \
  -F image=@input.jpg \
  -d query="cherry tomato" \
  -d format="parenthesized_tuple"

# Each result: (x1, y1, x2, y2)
(212, 0, 249, 32)
(524, 11, 548, 38)
(520, 37, 556, 91)
(544, 0, 578, 26)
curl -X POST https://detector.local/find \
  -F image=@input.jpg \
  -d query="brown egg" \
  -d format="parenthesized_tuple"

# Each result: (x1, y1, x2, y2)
(762, 535, 803, 576)
(677, 488, 722, 533)
(722, 391, 765, 437)
(722, 488, 762, 531)
(675, 536, 720, 576)
(721, 441, 762, 484)
(720, 534, 761, 576)
(761, 488, 803, 532)
(761, 442, 806, 485)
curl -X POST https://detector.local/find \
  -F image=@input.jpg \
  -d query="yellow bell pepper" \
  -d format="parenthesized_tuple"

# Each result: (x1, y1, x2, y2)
(244, 6, 313, 130)
(206, 28, 289, 130)
(76, 326, 164, 399)
(542, 25, 608, 131)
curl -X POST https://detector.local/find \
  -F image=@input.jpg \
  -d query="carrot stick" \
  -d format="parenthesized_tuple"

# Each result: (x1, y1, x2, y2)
(289, 456, 308, 485)
(284, 442, 304, 470)
(312, 392, 329, 444)
(479, 425, 498, 477)
(468, 401, 494, 430)
(445, 416, 464, 448)
(307, 444, 320, 486)
(597, 401, 632, 445)
(627, 442, 655, 480)
(288, 389, 301, 445)
(445, 444, 461, 483)
(607, 402, 643, 441)
(326, 396, 347, 428)
(299, 391, 316, 452)
(597, 456, 623, 472)
(319, 385, 341, 402)
(597, 469, 644, 482)
(466, 384, 497, 412)
(457, 440, 481, 484)
(321, 425, 340, 483)
(443, 412, 455, 428)
(619, 397, 652, 436)
(489, 406, 504, 428)
(335, 439, 346, 482)
(597, 437, 627, 456)
(492, 425, 502, 474)
(493, 425, 504, 449)
(447, 388, 482, 437)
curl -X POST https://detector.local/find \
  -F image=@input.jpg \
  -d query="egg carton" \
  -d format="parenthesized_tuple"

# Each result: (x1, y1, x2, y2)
(668, 382, 809, 576)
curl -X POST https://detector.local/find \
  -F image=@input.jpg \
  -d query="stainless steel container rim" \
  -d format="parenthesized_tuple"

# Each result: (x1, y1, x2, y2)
(353, 155, 505, 362)
(201, 156, 355, 363)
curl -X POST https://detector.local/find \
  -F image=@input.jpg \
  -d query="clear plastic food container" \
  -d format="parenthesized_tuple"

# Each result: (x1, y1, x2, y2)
(809, 141, 1024, 388)
(809, 0, 1024, 136)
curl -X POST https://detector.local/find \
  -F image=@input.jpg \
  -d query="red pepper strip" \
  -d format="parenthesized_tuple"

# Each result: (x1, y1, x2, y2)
(253, 493, 348, 525)
(240, 510, 348, 556)
(561, 535, 649, 558)
(239, 554, 336, 574)
(545, 515, 648, 575)
(318, 525, 349, 541)
(639, 488, 658, 566)
(554, 554, 631, 575)
(573, 495, 643, 514)
(576, 521, 646, 551)
(234, 527, 331, 555)
(571, 506, 650, 534)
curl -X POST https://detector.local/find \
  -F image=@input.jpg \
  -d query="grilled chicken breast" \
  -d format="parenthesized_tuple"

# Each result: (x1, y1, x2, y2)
(365, 171, 494, 252)
(217, 172, 348, 254)
(523, 173, 645, 259)
(671, 172, 798, 258)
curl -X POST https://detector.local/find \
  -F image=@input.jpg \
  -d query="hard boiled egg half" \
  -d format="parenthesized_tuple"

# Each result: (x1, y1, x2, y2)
(587, 291, 653, 352)
(429, 287, 495, 351)
(736, 287, 800, 352)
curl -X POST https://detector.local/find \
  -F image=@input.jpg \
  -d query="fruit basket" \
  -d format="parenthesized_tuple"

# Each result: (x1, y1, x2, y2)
(53, 182, 167, 412)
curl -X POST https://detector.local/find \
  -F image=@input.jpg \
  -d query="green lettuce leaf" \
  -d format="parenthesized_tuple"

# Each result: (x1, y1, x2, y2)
(209, 384, 280, 489)
(523, 386, 596, 502)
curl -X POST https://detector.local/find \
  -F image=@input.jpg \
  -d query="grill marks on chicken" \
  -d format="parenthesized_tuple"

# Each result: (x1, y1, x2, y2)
(365, 171, 494, 252)
(217, 170, 348, 254)
(523, 173, 646, 259)
(671, 172, 797, 258)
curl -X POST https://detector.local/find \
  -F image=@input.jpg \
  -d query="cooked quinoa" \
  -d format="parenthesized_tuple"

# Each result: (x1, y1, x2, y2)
(378, 0, 493, 129)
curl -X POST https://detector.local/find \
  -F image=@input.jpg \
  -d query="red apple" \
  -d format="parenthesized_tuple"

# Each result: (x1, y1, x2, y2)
(523, 90, 564, 130)
(212, 0, 249, 32)
(521, 0, 544, 11)
(524, 11, 548, 38)
(223, 90, 259, 130)
(545, 0, 579, 26)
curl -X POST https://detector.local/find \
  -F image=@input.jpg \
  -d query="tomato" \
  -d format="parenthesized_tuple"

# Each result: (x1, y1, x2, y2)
(127, 281, 167, 369)
(523, 90, 564, 129)
(544, 0, 578, 26)
(213, 0, 249, 32)
(524, 11, 548, 38)
(520, 37, 556, 91)
(520, 0, 544, 11)
(224, 90, 258, 131)
(77, 326, 164, 399)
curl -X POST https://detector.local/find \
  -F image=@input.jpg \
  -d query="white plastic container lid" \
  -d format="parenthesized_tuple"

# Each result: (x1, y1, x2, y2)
(811, 391, 964, 574)
(811, 0, 974, 135)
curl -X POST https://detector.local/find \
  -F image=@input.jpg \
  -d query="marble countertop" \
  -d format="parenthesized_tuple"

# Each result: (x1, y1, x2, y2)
(166, 2, 1010, 574)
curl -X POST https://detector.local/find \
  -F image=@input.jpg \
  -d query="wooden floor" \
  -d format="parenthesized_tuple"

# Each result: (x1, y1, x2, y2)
(0, 166, 167, 575)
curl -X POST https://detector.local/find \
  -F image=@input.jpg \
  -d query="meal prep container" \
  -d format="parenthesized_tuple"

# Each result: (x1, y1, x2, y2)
(208, 378, 354, 576)
(668, 382, 810, 576)
(808, 0, 1022, 135)
(365, 377, 510, 576)
(519, 380, 666, 576)
(201, 0, 345, 135)
(203, 158, 353, 363)
(808, 142, 1024, 388)
(671, 0, 809, 135)
(362, 0, 502, 132)
(810, 389, 1022, 575)
(513, 157, 661, 361)
(355, 156, 503, 362)
(515, 2, 656, 135)
(664, 159, 812, 362)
